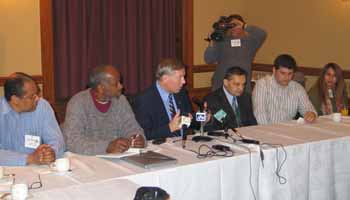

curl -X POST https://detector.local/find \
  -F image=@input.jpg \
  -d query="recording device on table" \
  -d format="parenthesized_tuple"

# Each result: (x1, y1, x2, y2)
(205, 16, 237, 42)
(192, 97, 212, 142)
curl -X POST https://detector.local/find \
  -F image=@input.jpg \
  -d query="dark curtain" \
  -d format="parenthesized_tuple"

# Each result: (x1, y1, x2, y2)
(53, 0, 176, 100)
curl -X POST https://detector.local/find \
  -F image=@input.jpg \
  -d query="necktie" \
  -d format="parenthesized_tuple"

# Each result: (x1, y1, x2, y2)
(232, 96, 241, 127)
(168, 94, 176, 118)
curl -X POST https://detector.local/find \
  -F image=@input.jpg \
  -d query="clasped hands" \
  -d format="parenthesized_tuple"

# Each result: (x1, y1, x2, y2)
(106, 134, 145, 154)
(27, 144, 56, 165)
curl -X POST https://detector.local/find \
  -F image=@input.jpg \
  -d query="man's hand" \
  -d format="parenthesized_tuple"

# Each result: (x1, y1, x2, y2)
(169, 111, 181, 133)
(232, 19, 244, 29)
(304, 111, 317, 123)
(27, 144, 56, 165)
(130, 134, 145, 148)
(106, 138, 131, 153)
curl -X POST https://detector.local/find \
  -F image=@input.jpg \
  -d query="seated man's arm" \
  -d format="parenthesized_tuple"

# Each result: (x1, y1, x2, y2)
(39, 99, 65, 158)
(252, 79, 270, 125)
(0, 149, 28, 166)
(297, 86, 317, 122)
(115, 96, 145, 142)
(63, 98, 112, 155)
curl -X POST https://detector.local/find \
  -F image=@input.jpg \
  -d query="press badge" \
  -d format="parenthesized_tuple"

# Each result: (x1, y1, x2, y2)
(231, 39, 241, 47)
(25, 135, 41, 149)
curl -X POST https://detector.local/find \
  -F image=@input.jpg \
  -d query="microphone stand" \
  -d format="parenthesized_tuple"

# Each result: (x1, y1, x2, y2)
(192, 114, 212, 142)
(191, 97, 213, 142)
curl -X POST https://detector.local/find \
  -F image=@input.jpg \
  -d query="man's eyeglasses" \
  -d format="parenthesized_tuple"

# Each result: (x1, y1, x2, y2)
(21, 93, 39, 101)
(28, 174, 42, 190)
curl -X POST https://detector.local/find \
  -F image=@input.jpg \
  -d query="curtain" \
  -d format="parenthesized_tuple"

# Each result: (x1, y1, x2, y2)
(53, 0, 176, 100)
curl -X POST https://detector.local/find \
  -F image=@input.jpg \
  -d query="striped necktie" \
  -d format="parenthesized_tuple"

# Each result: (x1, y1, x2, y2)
(232, 96, 241, 127)
(168, 94, 176, 118)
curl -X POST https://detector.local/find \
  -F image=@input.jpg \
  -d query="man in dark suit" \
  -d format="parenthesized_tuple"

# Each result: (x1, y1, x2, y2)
(134, 58, 193, 140)
(204, 66, 257, 131)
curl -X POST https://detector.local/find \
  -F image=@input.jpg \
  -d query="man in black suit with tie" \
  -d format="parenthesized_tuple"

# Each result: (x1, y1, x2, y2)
(204, 66, 257, 131)
(134, 58, 193, 140)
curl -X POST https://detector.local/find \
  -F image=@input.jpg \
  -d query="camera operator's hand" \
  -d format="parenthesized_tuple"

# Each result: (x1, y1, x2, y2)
(206, 31, 216, 46)
(232, 19, 245, 29)
(230, 19, 247, 38)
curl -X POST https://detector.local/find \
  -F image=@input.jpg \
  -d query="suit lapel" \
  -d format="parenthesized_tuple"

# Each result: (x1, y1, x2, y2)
(152, 85, 171, 121)
(217, 88, 237, 123)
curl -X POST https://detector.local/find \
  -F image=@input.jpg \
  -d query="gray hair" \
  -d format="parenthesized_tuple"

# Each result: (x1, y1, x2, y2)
(155, 58, 184, 80)
(88, 65, 114, 89)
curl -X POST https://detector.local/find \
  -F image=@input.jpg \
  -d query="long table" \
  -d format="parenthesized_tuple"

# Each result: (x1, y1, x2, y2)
(1, 116, 350, 200)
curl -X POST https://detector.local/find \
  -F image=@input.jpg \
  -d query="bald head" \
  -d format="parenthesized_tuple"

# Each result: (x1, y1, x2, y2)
(88, 65, 123, 99)
(88, 65, 120, 89)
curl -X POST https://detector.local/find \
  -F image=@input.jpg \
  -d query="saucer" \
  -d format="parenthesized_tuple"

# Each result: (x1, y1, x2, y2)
(0, 193, 33, 200)
(50, 169, 73, 176)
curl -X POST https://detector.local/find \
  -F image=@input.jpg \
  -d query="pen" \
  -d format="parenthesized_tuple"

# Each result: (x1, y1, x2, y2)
(131, 134, 140, 147)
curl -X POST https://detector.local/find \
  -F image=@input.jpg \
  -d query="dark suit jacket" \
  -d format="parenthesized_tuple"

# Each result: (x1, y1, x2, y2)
(134, 84, 193, 140)
(204, 87, 257, 131)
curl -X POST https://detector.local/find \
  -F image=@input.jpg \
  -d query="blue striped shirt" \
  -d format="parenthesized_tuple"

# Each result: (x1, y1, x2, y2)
(0, 97, 65, 166)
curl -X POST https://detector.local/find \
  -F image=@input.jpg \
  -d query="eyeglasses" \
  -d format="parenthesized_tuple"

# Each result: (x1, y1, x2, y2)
(28, 174, 42, 190)
(22, 93, 39, 101)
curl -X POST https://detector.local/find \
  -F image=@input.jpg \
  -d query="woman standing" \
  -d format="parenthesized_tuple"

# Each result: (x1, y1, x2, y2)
(308, 63, 348, 116)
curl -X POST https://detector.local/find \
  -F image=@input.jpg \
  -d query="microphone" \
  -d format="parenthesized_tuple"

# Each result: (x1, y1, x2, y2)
(192, 97, 204, 112)
(191, 96, 212, 142)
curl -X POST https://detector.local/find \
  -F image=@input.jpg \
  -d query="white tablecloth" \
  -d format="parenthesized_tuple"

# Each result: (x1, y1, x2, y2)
(1, 116, 350, 200)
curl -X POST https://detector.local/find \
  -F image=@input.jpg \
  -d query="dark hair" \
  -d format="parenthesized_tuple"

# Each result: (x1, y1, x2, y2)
(224, 66, 247, 80)
(155, 58, 184, 80)
(134, 187, 169, 200)
(317, 62, 346, 107)
(227, 14, 245, 24)
(4, 77, 29, 101)
(273, 54, 297, 71)
(10, 72, 41, 94)
(88, 65, 117, 89)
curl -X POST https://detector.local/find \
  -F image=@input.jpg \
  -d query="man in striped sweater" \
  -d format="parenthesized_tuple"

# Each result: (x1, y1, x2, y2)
(252, 54, 317, 125)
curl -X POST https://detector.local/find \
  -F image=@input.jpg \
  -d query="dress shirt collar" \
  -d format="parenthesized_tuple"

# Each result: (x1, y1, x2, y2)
(156, 81, 171, 103)
(223, 86, 236, 105)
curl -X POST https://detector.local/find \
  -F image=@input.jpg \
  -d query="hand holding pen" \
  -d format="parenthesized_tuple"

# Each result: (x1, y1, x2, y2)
(130, 134, 146, 148)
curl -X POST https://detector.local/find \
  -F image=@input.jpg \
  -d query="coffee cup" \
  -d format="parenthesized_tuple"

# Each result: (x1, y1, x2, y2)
(332, 113, 341, 122)
(11, 183, 28, 200)
(50, 158, 70, 172)
(0, 166, 3, 179)
(340, 107, 349, 116)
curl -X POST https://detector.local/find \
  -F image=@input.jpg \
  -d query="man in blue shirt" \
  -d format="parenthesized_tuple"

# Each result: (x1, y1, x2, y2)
(0, 74, 65, 166)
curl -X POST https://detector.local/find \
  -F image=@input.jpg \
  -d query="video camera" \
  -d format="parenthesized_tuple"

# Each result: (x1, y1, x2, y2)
(209, 16, 236, 42)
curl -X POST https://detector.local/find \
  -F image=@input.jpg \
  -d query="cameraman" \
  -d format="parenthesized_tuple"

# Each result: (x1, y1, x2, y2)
(204, 14, 267, 93)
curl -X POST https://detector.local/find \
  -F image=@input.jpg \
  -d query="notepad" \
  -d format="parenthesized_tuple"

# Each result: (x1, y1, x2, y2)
(121, 151, 177, 169)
